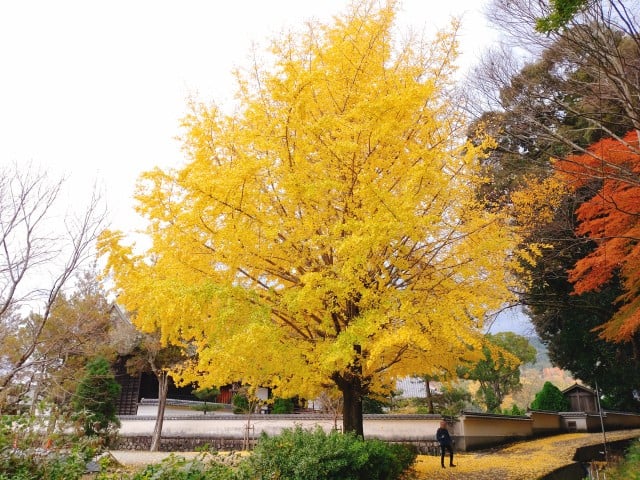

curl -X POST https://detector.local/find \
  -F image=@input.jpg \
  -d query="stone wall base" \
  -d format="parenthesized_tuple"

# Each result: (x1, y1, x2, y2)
(113, 435, 441, 454)
(113, 436, 251, 451)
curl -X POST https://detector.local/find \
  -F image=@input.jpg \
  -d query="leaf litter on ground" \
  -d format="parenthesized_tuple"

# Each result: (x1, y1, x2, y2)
(411, 428, 640, 480)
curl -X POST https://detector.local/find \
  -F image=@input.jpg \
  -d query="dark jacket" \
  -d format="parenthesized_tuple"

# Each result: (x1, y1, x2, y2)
(436, 427, 452, 446)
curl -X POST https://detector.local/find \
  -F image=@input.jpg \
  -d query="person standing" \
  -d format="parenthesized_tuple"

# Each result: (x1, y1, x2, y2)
(436, 420, 455, 468)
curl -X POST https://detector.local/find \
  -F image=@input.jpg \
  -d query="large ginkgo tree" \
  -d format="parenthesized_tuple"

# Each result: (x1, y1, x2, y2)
(100, 0, 520, 435)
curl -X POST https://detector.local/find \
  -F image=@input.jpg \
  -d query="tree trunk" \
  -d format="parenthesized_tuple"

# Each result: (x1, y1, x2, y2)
(342, 385, 364, 437)
(243, 413, 253, 451)
(150, 371, 169, 451)
(334, 374, 365, 437)
(425, 378, 435, 414)
(333, 343, 367, 437)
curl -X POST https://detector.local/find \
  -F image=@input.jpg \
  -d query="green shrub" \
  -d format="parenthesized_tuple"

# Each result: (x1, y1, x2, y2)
(271, 398, 295, 414)
(192, 403, 224, 414)
(232, 394, 250, 414)
(192, 388, 223, 415)
(502, 404, 526, 416)
(608, 439, 640, 480)
(0, 414, 98, 480)
(236, 426, 417, 480)
(363, 396, 388, 414)
(127, 454, 236, 480)
(0, 445, 92, 480)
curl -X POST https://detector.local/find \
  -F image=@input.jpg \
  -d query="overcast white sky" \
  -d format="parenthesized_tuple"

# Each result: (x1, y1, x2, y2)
(0, 0, 536, 334)
(0, 0, 498, 232)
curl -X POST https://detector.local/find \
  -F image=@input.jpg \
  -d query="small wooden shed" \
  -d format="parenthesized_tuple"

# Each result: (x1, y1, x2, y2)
(562, 383, 599, 412)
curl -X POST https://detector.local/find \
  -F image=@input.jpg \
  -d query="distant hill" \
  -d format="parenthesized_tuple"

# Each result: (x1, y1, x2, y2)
(526, 335, 552, 370)
(505, 335, 576, 409)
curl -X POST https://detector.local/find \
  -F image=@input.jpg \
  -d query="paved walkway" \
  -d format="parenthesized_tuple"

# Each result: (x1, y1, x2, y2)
(109, 450, 208, 466)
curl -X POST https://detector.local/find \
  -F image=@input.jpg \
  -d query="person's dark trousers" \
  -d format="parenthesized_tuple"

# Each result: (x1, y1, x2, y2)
(440, 444, 454, 467)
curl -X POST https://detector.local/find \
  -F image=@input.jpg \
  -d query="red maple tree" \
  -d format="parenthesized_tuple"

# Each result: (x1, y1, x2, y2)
(555, 131, 640, 342)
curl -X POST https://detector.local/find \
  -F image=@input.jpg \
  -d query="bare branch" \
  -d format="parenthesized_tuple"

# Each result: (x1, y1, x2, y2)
(0, 165, 107, 401)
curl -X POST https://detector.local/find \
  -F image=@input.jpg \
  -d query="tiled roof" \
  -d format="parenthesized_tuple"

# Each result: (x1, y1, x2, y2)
(395, 377, 432, 399)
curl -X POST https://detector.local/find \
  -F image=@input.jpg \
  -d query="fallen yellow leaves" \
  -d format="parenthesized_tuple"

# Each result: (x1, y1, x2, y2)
(411, 429, 640, 479)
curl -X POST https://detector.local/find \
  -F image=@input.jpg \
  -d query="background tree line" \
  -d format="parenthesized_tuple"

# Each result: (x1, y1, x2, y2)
(469, 0, 640, 411)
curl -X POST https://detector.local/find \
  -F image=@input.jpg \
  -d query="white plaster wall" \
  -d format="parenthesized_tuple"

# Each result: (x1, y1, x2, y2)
(119, 415, 444, 441)
(529, 411, 561, 432)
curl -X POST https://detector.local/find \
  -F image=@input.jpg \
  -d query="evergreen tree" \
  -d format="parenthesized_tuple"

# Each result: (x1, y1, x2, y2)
(72, 356, 121, 436)
(530, 381, 570, 411)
